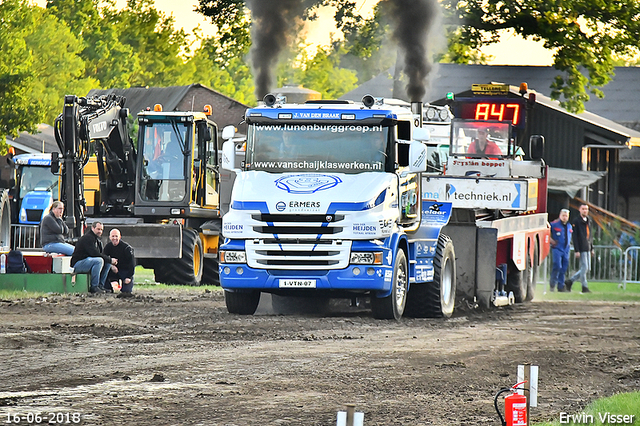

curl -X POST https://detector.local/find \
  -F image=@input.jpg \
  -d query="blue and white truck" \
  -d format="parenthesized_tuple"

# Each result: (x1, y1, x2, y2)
(219, 92, 550, 319)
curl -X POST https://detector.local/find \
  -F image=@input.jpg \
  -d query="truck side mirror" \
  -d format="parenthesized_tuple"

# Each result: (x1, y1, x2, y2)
(401, 140, 427, 173)
(221, 140, 238, 171)
(50, 152, 59, 174)
(529, 135, 545, 160)
(222, 125, 236, 141)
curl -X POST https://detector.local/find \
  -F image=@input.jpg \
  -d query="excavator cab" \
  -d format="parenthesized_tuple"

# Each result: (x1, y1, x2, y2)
(55, 95, 224, 285)
(135, 111, 220, 215)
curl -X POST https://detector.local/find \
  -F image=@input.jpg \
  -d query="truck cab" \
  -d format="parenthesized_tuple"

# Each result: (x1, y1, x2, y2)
(220, 95, 440, 319)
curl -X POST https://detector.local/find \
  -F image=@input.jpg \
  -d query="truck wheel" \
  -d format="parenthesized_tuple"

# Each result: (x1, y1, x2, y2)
(507, 260, 527, 303)
(524, 241, 539, 301)
(154, 229, 204, 285)
(406, 234, 456, 318)
(201, 257, 220, 285)
(225, 290, 260, 315)
(0, 190, 12, 248)
(371, 249, 407, 320)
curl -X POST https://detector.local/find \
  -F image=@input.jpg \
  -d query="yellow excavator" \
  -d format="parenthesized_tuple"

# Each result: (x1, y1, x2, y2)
(54, 94, 237, 284)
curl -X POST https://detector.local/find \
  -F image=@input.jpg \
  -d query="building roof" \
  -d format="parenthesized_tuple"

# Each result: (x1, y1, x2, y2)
(87, 83, 247, 115)
(341, 64, 640, 148)
(340, 63, 640, 125)
(5, 123, 58, 154)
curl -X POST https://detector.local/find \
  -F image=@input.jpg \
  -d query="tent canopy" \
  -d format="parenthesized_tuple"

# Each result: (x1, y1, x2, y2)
(547, 167, 607, 198)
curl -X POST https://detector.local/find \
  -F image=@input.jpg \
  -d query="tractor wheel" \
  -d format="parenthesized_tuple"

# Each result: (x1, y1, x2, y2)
(406, 234, 456, 318)
(0, 190, 12, 248)
(154, 228, 204, 285)
(201, 257, 220, 285)
(225, 290, 260, 315)
(371, 250, 408, 320)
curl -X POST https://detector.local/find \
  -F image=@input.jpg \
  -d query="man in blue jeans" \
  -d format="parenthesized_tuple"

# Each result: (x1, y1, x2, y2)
(549, 209, 573, 292)
(566, 204, 593, 293)
(71, 222, 117, 293)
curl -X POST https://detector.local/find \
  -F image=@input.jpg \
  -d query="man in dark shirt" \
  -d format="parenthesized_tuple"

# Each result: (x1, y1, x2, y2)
(566, 204, 593, 293)
(103, 229, 136, 298)
(71, 222, 116, 293)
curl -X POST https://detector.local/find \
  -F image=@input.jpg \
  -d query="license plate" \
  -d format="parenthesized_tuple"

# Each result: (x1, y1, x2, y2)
(279, 279, 317, 288)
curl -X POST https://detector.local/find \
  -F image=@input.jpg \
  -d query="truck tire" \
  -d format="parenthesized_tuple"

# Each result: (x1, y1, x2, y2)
(154, 228, 204, 285)
(201, 257, 220, 285)
(507, 260, 527, 303)
(524, 241, 539, 301)
(406, 234, 456, 318)
(371, 249, 407, 320)
(0, 190, 12, 248)
(225, 290, 260, 315)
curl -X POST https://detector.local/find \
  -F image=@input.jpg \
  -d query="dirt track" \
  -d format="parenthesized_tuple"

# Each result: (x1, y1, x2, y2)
(1, 290, 639, 426)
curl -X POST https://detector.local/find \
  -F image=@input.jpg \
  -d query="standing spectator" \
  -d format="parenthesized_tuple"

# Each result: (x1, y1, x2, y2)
(40, 201, 74, 256)
(71, 222, 116, 294)
(103, 229, 136, 298)
(549, 209, 573, 292)
(566, 204, 593, 293)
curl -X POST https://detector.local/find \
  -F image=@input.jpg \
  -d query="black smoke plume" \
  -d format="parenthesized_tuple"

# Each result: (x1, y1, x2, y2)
(387, 0, 441, 102)
(246, 0, 305, 100)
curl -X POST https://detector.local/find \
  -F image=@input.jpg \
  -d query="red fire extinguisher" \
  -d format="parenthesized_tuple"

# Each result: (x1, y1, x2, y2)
(495, 381, 527, 426)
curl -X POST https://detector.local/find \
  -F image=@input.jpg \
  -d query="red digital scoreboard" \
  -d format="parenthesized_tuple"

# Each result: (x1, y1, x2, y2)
(458, 100, 525, 127)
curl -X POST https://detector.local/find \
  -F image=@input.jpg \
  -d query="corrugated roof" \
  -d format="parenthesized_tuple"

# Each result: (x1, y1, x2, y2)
(340, 63, 640, 125)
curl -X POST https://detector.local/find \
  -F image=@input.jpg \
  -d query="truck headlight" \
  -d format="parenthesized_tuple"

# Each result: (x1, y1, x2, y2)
(350, 252, 383, 265)
(220, 250, 246, 263)
(19, 208, 26, 222)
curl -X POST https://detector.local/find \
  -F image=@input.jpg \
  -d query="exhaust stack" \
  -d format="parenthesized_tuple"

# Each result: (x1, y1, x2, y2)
(412, 102, 424, 127)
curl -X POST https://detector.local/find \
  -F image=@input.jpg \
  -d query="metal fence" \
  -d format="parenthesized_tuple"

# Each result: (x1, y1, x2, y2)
(622, 246, 640, 290)
(537, 245, 623, 285)
(11, 224, 40, 250)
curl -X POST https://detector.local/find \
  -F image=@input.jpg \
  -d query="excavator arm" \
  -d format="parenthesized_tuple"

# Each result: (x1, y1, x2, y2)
(53, 94, 136, 237)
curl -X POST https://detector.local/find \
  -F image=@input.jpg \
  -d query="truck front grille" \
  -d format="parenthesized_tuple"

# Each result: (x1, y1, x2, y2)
(246, 239, 350, 270)
(245, 214, 350, 270)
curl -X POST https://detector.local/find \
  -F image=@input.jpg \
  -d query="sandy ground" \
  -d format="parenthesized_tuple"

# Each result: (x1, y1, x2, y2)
(0, 289, 639, 426)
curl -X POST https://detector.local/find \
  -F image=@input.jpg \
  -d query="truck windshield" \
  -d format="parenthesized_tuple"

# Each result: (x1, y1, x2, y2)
(450, 121, 510, 158)
(246, 123, 389, 173)
(19, 166, 57, 198)
(138, 121, 189, 202)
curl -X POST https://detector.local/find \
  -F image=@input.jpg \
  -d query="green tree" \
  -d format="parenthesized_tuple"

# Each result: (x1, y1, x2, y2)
(114, 0, 195, 87)
(47, 0, 139, 88)
(440, 0, 640, 113)
(189, 40, 255, 105)
(0, 0, 39, 140)
(27, 7, 97, 124)
(332, 2, 396, 84)
(195, 0, 362, 98)
(48, 0, 195, 89)
(278, 46, 358, 100)
(0, 0, 93, 144)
